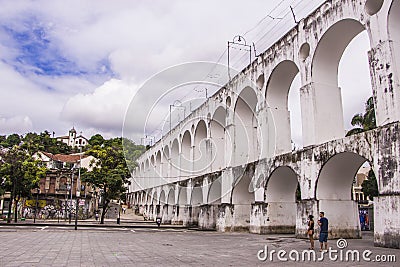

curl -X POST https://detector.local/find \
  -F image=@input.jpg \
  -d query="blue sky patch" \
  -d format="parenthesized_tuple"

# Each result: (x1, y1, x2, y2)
(1, 17, 113, 79)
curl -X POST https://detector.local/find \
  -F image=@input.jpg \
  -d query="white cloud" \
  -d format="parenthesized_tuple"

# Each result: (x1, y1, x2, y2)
(61, 79, 137, 135)
(0, 115, 33, 135)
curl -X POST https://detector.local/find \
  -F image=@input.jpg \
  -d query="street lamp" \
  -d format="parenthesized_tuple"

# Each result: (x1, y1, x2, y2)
(75, 147, 82, 230)
(33, 188, 40, 223)
(66, 183, 71, 222)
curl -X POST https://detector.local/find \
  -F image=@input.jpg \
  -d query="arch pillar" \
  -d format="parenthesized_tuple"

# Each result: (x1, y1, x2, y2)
(368, 40, 400, 126)
(300, 82, 344, 146)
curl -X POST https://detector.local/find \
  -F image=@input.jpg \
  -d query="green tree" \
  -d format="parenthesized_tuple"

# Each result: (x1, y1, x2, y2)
(88, 134, 105, 147)
(346, 97, 376, 136)
(22, 131, 71, 154)
(0, 146, 46, 223)
(122, 138, 146, 172)
(361, 170, 379, 200)
(81, 138, 130, 224)
(1, 134, 22, 148)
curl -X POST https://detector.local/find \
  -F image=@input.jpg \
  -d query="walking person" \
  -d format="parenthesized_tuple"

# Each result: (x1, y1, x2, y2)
(307, 215, 315, 250)
(318, 211, 329, 252)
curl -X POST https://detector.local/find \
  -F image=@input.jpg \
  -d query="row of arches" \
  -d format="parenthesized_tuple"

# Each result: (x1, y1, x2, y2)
(134, 150, 374, 237)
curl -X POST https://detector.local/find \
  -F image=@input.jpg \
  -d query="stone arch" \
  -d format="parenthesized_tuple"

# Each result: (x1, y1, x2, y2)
(207, 179, 222, 204)
(167, 188, 175, 205)
(170, 139, 179, 179)
(162, 145, 170, 179)
(159, 189, 166, 205)
(156, 150, 162, 179)
(150, 188, 157, 205)
(193, 120, 208, 175)
(265, 60, 300, 155)
(310, 18, 369, 144)
(233, 86, 258, 165)
(178, 186, 188, 205)
(144, 159, 150, 188)
(210, 107, 227, 171)
(316, 151, 373, 238)
(264, 166, 299, 233)
(231, 172, 254, 230)
(190, 185, 203, 206)
(181, 130, 192, 177)
(388, 0, 400, 86)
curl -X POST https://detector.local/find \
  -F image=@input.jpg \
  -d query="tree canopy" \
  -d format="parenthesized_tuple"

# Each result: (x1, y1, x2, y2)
(0, 145, 46, 222)
(361, 170, 379, 200)
(81, 137, 144, 223)
(346, 96, 376, 136)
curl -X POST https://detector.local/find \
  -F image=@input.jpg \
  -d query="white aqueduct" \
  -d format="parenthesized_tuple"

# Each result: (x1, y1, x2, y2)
(127, 0, 400, 248)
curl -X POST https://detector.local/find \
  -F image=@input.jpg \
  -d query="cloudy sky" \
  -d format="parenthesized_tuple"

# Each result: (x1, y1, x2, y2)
(0, 0, 371, 146)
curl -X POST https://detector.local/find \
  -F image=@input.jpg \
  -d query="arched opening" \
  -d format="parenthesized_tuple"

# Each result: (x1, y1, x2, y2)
(233, 87, 258, 165)
(316, 152, 375, 238)
(181, 131, 192, 178)
(178, 186, 188, 205)
(158, 189, 166, 219)
(266, 60, 300, 154)
(162, 145, 170, 180)
(156, 151, 162, 182)
(191, 186, 203, 206)
(159, 190, 166, 205)
(144, 159, 150, 188)
(190, 185, 203, 226)
(170, 139, 179, 181)
(177, 186, 188, 224)
(193, 120, 208, 175)
(388, 0, 400, 87)
(311, 19, 372, 145)
(167, 188, 175, 205)
(231, 173, 254, 230)
(208, 180, 222, 204)
(150, 155, 156, 187)
(166, 188, 175, 223)
(210, 107, 226, 171)
(265, 166, 299, 233)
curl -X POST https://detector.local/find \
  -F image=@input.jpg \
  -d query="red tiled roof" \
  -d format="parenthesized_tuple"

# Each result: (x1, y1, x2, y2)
(41, 152, 88, 163)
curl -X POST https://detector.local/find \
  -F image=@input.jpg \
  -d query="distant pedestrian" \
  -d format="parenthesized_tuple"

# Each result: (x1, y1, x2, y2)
(318, 211, 329, 252)
(95, 212, 99, 221)
(307, 215, 315, 250)
(122, 207, 126, 214)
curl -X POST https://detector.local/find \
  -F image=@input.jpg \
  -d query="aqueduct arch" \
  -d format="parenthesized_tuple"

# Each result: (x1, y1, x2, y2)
(308, 19, 369, 145)
(316, 152, 372, 238)
(193, 120, 208, 175)
(210, 107, 226, 171)
(233, 87, 258, 166)
(264, 166, 299, 234)
(265, 60, 300, 155)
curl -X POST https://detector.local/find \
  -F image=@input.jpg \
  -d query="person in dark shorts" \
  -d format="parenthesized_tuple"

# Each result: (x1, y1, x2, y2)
(318, 211, 328, 252)
(307, 215, 315, 250)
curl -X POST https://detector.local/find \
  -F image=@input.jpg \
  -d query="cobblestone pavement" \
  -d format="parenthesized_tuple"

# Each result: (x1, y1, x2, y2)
(0, 227, 398, 266)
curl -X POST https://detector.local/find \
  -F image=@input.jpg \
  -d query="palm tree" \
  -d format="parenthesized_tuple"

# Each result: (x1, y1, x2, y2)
(346, 97, 376, 136)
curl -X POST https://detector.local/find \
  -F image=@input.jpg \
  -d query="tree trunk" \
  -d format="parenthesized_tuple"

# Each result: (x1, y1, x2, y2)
(7, 194, 13, 224)
(7, 177, 16, 224)
(100, 199, 109, 224)
(14, 196, 19, 223)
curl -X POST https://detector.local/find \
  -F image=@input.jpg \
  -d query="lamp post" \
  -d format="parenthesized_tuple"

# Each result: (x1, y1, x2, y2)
(75, 147, 82, 230)
(33, 188, 40, 223)
(69, 170, 74, 224)
(169, 100, 186, 132)
(65, 183, 70, 221)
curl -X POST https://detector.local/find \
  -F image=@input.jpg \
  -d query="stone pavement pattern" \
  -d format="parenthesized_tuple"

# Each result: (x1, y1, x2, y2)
(0, 228, 398, 266)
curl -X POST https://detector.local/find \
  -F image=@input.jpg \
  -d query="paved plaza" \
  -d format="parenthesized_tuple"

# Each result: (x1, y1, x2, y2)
(0, 225, 398, 267)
